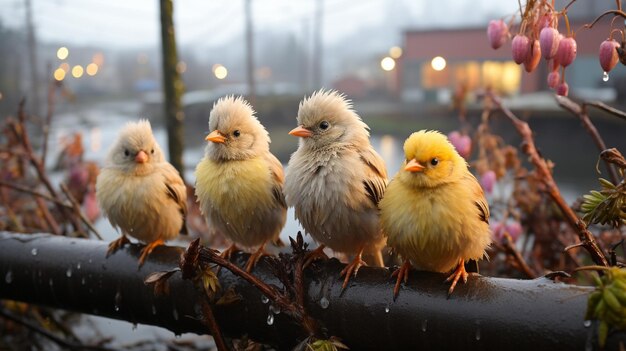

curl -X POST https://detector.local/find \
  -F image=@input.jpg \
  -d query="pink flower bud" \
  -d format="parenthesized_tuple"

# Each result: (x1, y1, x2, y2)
(539, 27, 560, 59)
(480, 170, 497, 195)
(487, 20, 508, 50)
(505, 221, 523, 242)
(447, 131, 472, 159)
(556, 81, 569, 96)
(547, 71, 560, 89)
(524, 40, 541, 72)
(557, 37, 577, 67)
(490, 222, 505, 241)
(511, 35, 530, 64)
(599, 39, 620, 72)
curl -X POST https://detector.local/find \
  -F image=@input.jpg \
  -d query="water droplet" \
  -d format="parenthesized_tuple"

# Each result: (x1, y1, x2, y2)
(88, 259, 92, 264)
(603, 71, 609, 82)
(421, 319, 428, 332)
(76, 263, 81, 270)
(270, 304, 281, 315)
(48, 278, 54, 287)
(475, 328, 481, 341)
(261, 295, 269, 304)
(114, 290, 122, 312)
(319, 296, 330, 309)
(583, 320, 592, 327)
(5, 271, 13, 284)
(385, 305, 390, 313)
(174, 333, 181, 339)
(66, 268, 72, 278)
(31, 248, 38, 256)
(173, 309, 179, 320)
(152, 305, 157, 315)
(267, 313, 274, 325)
(81, 278, 86, 285)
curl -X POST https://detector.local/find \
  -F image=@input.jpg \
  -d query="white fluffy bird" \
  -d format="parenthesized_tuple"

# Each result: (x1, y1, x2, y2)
(284, 89, 387, 289)
(194, 96, 287, 272)
(96, 119, 187, 266)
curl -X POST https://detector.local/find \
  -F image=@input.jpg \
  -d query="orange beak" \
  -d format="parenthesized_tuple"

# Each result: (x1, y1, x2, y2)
(405, 159, 425, 172)
(205, 130, 226, 143)
(135, 150, 148, 164)
(289, 125, 313, 138)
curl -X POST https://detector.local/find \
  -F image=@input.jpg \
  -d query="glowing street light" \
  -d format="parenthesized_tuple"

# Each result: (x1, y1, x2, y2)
(71, 65, 84, 78)
(213, 64, 228, 79)
(431, 56, 447, 71)
(57, 47, 69, 60)
(380, 56, 396, 71)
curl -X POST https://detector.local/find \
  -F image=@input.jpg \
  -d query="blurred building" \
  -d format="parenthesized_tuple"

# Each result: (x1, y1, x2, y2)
(395, 18, 626, 103)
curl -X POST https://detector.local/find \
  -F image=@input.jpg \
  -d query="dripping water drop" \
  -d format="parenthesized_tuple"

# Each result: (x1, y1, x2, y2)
(421, 319, 428, 332)
(152, 305, 157, 315)
(319, 296, 330, 309)
(76, 263, 81, 270)
(267, 313, 274, 325)
(81, 278, 86, 285)
(385, 305, 390, 313)
(114, 290, 122, 312)
(475, 328, 481, 341)
(66, 268, 72, 278)
(261, 295, 269, 304)
(583, 320, 592, 327)
(48, 278, 54, 287)
(270, 304, 281, 315)
(31, 248, 38, 256)
(5, 271, 12, 284)
(603, 71, 609, 82)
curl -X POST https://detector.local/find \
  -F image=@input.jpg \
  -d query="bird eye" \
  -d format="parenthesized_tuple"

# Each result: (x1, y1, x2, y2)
(233, 130, 241, 137)
(150, 149, 155, 154)
(319, 121, 329, 130)
(430, 158, 439, 166)
(124, 149, 129, 156)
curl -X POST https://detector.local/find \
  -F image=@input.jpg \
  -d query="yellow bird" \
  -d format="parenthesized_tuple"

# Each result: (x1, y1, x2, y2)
(194, 96, 287, 272)
(380, 130, 491, 297)
(96, 120, 187, 267)
(284, 89, 387, 289)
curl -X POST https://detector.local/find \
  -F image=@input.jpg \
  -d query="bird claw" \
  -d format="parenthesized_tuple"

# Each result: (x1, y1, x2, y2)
(137, 239, 165, 268)
(106, 235, 130, 258)
(244, 244, 268, 272)
(219, 244, 239, 261)
(445, 259, 469, 297)
(392, 259, 412, 300)
(340, 254, 367, 291)
(303, 245, 329, 269)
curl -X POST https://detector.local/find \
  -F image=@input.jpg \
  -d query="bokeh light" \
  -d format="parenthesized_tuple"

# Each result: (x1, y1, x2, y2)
(72, 65, 84, 78)
(431, 56, 447, 71)
(53, 68, 66, 81)
(389, 46, 403, 59)
(176, 61, 187, 74)
(86, 63, 99, 76)
(380, 56, 396, 71)
(60, 62, 70, 72)
(57, 47, 69, 60)
(213, 64, 228, 79)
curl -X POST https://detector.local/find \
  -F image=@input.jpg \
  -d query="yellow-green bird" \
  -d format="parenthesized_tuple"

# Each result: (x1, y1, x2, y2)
(96, 120, 188, 267)
(380, 130, 491, 298)
(194, 96, 287, 272)
(284, 89, 387, 289)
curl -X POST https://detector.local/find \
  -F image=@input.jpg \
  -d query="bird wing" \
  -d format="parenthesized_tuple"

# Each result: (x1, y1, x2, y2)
(162, 163, 189, 234)
(464, 171, 490, 224)
(264, 153, 287, 209)
(359, 147, 388, 206)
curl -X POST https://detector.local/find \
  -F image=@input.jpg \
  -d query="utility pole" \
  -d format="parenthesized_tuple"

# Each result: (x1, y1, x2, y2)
(25, 0, 41, 117)
(244, 0, 256, 105)
(159, 0, 185, 179)
(312, 0, 323, 89)
(300, 19, 310, 93)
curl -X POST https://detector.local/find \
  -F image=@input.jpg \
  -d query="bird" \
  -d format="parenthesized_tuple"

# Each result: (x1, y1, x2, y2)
(284, 89, 387, 290)
(379, 130, 491, 298)
(96, 119, 187, 267)
(194, 95, 287, 272)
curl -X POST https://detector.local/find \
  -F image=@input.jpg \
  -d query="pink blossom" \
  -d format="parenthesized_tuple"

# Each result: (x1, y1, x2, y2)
(480, 170, 497, 195)
(557, 37, 577, 67)
(511, 35, 530, 64)
(487, 20, 508, 50)
(539, 27, 560, 60)
(448, 131, 472, 159)
(599, 39, 620, 72)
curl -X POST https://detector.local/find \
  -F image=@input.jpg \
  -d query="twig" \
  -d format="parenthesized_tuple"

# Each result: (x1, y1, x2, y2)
(585, 9, 626, 29)
(35, 197, 62, 235)
(0, 180, 72, 209)
(583, 101, 626, 122)
(0, 308, 117, 351)
(487, 90, 608, 267)
(501, 233, 537, 278)
(555, 95, 620, 184)
(60, 183, 102, 240)
(199, 299, 229, 351)
(42, 78, 58, 166)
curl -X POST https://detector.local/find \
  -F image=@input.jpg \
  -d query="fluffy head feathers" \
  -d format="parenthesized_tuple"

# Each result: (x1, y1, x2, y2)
(107, 119, 164, 169)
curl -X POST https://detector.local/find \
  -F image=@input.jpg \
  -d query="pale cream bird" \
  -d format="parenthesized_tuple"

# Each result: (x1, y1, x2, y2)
(96, 119, 187, 266)
(284, 89, 387, 289)
(379, 130, 491, 298)
(194, 95, 287, 272)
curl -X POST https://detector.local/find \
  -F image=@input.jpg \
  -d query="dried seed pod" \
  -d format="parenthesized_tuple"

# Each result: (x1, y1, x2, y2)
(557, 37, 577, 67)
(547, 71, 560, 89)
(599, 39, 620, 72)
(487, 19, 508, 50)
(524, 39, 541, 72)
(511, 35, 530, 64)
(556, 81, 569, 96)
(539, 27, 560, 59)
